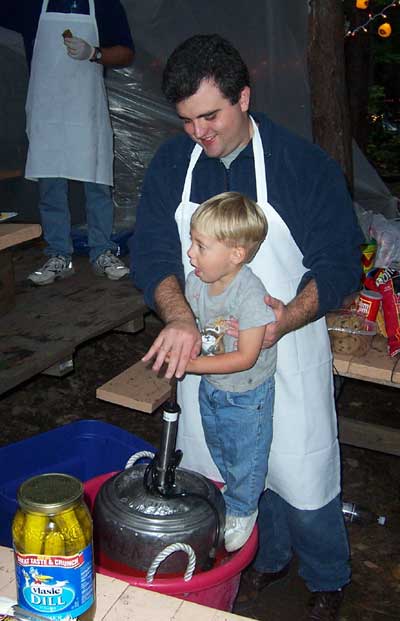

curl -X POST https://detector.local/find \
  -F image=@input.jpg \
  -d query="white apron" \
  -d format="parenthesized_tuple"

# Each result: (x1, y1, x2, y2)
(175, 117, 340, 510)
(25, 0, 113, 185)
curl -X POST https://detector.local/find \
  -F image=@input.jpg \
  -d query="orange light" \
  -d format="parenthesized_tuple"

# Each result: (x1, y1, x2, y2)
(356, 0, 369, 8)
(378, 22, 392, 37)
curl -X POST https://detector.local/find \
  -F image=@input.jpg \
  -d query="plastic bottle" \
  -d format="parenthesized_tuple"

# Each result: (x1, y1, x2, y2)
(342, 501, 386, 525)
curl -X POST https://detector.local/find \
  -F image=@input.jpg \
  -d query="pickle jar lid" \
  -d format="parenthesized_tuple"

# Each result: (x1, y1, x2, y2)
(18, 473, 83, 515)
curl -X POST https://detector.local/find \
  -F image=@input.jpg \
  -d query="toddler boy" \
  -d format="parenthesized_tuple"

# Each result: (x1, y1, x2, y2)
(184, 191, 277, 552)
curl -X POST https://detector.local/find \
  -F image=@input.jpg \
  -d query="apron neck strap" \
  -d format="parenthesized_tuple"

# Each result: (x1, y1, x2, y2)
(249, 115, 268, 205)
(41, 0, 96, 17)
(181, 117, 268, 206)
(41, 0, 50, 16)
(181, 143, 202, 204)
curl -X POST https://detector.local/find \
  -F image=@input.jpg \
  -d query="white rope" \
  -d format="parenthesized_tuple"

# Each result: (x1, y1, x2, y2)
(146, 543, 197, 583)
(125, 450, 155, 469)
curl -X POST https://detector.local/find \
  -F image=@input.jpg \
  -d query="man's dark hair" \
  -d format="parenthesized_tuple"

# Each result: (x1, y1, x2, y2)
(162, 34, 250, 105)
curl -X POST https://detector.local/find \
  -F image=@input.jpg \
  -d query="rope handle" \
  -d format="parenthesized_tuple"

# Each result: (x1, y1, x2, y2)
(146, 543, 196, 583)
(125, 450, 155, 469)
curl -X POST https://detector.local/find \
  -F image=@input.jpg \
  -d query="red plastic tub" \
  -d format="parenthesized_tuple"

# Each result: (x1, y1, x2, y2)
(84, 472, 258, 612)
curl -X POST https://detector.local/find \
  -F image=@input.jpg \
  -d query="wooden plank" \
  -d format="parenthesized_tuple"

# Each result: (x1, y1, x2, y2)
(0, 169, 22, 181)
(333, 335, 400, 387)
(0, 223, 42, 251)
(338, 416, 400, 456)
(0, 246, 148, 395)
(113, 315, 145, 334)
(97, 360, 172, 413)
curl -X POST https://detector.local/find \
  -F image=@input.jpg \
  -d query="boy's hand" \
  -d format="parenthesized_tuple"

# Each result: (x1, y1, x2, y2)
(142, 319, 201, 379)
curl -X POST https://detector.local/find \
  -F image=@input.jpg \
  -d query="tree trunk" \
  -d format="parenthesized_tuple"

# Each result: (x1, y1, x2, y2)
(345, 5, 372, 153)
(308, 0, 353, 193)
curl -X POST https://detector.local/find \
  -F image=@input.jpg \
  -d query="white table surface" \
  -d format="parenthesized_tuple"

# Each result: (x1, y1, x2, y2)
(0, 546, 256, 621)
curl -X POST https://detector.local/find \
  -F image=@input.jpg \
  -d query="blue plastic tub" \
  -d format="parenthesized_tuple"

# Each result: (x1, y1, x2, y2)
(0, 419, 155, 546)
(71, 227, 133, 257)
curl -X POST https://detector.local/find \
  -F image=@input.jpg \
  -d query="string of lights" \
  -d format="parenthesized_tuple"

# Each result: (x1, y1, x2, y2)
(345, 1, 400, 37)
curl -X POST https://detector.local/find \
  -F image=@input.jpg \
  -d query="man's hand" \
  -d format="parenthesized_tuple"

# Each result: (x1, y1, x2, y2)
(262, 294, 290, 348)
(228, 281, 319, 349)
(263, 281, 320, 347)
(64, 36, 94, 61)
(142, 318, 201, 379)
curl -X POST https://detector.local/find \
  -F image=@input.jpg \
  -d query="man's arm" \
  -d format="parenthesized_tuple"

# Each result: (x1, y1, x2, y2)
(262, 280, 319, 347)
(92, 45, 134, 67)
(142, 276, 202, 379)
(64, 38, 133, 67)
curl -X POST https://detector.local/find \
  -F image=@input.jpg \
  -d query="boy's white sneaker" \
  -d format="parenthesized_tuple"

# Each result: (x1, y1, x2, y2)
(224, 510, 258, 552)
(28, 255, 75, 286)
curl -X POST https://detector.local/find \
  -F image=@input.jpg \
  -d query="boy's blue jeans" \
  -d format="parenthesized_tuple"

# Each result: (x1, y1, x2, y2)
(255, 489, 351, 592)
(199, 376, 275, 517)
(38, 178, 118, 262)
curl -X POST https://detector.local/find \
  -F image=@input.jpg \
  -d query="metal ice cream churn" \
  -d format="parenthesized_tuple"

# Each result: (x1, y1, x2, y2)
(93, 393, 225, 578)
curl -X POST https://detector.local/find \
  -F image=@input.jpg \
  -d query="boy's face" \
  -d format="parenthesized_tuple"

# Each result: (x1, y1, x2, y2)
(187, 228, 243, 286)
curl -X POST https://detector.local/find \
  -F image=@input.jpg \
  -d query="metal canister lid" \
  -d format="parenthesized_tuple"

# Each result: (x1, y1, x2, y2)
(359, 289, 382, 300)
(17, 473, 83, 515)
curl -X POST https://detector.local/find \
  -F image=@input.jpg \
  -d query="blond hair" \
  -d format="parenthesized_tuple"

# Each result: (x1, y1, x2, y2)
(191, 192, 268, 263)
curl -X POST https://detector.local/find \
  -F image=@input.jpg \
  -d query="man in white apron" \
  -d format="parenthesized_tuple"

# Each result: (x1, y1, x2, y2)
(1, 0, 133, 285)
(132, 35, 363, 620)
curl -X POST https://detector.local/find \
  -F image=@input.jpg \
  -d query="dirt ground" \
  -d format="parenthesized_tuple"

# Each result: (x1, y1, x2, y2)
(1, 313, 400, 620)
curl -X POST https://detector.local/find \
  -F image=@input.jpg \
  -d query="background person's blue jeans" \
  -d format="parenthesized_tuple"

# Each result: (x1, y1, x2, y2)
(199, 376, 275, 517)
(255, 489, 351, 591)
(38, 178, 118, 262)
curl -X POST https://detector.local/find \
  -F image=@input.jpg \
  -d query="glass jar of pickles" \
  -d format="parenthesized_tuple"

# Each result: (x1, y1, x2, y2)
(12, 473, 95, 621)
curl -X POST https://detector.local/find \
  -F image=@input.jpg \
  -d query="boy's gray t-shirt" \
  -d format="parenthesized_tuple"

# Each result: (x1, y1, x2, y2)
(185, 264, 277, 392)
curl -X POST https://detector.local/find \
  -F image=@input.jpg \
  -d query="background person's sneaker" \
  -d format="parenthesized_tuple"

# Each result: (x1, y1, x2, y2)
(28, 256, 75, 286)
(93, 251, 130, 281)
(224, 509, 258, 552)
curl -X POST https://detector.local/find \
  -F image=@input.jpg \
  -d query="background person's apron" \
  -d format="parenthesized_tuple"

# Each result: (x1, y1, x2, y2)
(25, 0, 113, 185)
(175, 117, 340, 510)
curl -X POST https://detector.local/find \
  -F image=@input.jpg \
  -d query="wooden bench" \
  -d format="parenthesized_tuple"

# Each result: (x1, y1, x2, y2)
(0, 222, 42, 252)
(334, 334, 400, 456)
(0, 222, 42, 317)
(0, 169, 22, 181)
(97, 336, 400, 457)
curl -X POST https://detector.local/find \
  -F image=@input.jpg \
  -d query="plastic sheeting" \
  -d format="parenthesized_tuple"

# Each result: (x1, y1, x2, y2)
(0, 0, 398, 229)
(109, 0, 314, 230)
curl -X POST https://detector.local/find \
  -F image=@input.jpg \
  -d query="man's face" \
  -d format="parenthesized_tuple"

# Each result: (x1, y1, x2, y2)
(176, 79, 251, 158)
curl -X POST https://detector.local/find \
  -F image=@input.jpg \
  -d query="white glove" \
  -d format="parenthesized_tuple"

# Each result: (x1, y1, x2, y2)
(64, 36, 94, 61)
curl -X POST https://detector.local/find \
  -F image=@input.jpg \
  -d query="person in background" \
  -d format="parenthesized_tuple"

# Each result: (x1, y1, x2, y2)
(157, 191, 276, 552)
(0, 0, 133, 285)
(131, 34, 364, 621)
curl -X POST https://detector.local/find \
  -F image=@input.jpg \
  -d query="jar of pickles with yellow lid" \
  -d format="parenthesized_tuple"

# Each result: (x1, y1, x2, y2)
(12, 473, 95, 621)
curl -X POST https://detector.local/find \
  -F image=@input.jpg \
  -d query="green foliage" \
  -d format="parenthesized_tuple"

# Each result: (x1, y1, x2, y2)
(367, 136, 400, 177)
(368, 84, 386, 114)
